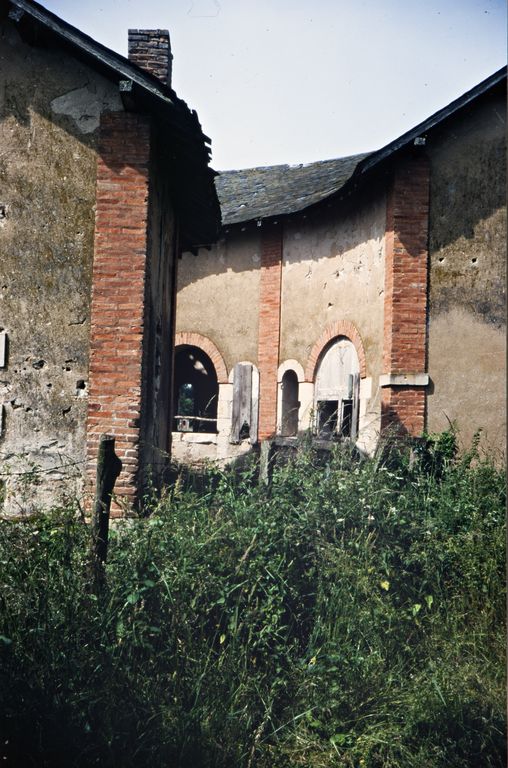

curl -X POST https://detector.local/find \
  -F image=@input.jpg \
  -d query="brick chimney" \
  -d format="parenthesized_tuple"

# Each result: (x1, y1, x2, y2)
(128, 29, 173, 88)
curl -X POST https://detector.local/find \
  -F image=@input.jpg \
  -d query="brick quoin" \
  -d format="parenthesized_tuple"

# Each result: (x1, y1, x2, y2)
(382, 154, 430, 436)
(86, 112, 151, 509)
(257, 223, 283, 440)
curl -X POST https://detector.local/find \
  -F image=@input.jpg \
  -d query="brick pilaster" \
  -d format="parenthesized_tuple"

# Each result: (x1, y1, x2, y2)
(381, 155, 430, 436)
(257, 223, 283, 440)
(86, 112, 151, 508)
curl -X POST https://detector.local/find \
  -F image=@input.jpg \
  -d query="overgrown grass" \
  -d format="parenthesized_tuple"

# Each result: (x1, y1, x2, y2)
(0, 436, 505, 766)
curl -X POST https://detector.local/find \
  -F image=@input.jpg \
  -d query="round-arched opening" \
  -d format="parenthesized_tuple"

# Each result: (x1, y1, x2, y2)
(314, 336, 360, 439)
(280, 369, 299, 437)
(173, 345, 218, 433)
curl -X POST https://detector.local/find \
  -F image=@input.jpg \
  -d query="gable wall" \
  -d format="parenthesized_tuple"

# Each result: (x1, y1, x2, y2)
(426, 92, 506, 454)
(0, 22, 123, 512)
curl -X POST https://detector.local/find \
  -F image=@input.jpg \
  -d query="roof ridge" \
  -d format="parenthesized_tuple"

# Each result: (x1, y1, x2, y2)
(217, 151, 371, 176)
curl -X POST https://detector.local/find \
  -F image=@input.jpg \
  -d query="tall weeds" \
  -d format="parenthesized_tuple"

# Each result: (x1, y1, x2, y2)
(0, 436, 505, 766)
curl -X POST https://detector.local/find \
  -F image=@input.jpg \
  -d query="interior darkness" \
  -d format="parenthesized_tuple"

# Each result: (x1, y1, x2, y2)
(281, 369, 299, 437)
(317, 401, 338, 437)
(340, 399, 353, 438)
(173, 345, 218, 432)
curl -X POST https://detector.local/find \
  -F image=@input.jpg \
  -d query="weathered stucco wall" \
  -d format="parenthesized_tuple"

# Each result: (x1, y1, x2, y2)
(175, 191, 387, 458)
(281, 193, 386, 377)
(0, 23, 122, 512)
(177, 228, 261, 373)
(427, 93, 506, 453)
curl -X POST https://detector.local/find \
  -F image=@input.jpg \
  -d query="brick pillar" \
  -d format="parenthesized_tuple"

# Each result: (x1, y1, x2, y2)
(86, 112, 151, 508)
(128, 29, 172, 87)
(381, 154, 430, 436)
(257, 223, 283, 440)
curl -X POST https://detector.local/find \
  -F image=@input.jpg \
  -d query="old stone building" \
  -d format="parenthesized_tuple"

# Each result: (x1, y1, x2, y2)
(0, 0, 505, 514)
(173, 68, 506, 464)
(0, 0, 219, 513)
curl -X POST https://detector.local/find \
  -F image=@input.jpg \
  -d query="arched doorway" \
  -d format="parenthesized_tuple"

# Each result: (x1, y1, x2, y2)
(173, 345, 218, 432)
(314, 337, 360, 439)
(280, 369, 299, 436)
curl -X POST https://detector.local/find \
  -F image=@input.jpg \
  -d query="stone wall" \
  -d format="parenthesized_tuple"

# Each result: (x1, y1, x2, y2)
(0, 22, 123, 513)
(427, 91, 506, 453)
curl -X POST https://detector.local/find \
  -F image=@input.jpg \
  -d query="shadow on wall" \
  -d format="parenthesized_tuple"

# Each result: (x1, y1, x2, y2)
(380, 402, 412, 440)
(177, 183, 389, 291)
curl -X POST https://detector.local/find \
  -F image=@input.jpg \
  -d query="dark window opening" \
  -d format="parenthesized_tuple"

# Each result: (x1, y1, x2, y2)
(281, 370, 299, 437)
(317, 401, 338, 437)
(340, 400, 353, 438)
(173, 346, 218, 433)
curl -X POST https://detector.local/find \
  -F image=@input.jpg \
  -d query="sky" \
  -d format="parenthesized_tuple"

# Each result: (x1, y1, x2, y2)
(42, 0, 506, 170)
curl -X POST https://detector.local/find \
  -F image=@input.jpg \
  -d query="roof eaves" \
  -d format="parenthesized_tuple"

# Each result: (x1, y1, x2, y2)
(7, 0, 220, 246)
(9, 0, 214, 142)
(216, 153, 371, 227)
(357, 66, 507, 176)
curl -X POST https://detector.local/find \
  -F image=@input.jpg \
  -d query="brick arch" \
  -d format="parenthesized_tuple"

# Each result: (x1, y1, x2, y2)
(174, 332, 228, 383)
(305, 321, 367, 381)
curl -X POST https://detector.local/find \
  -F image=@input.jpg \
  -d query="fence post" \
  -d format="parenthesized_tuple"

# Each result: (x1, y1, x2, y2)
(259, 439, 276, 488)
(92, 434, 121, 581)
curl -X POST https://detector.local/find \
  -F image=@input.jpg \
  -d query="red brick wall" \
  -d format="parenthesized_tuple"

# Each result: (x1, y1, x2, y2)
(305, 320, 367, 381)
(381, 387, 425, 437)
(382, 154, 430, 436)
(86, 112, 151, 507)
(175, 332, 228, 383)
(257, 223, 283, 440)
(128, 30, 172, 86)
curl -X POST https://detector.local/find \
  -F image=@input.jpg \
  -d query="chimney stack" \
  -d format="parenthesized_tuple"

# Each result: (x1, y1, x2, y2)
(128, 29, 173, 88)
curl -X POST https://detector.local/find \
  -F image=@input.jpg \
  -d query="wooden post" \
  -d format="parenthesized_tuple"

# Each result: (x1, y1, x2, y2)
(259, 439, 276, 488)
(92, 434, 121, 578)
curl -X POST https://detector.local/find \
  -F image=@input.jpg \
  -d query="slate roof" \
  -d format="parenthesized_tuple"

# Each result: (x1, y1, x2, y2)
(216, 66, 506, 228)
(216, 153, 370, 226)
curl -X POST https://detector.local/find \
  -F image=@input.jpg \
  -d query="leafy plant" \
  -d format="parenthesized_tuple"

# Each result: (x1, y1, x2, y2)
(0, 435, 505, 767)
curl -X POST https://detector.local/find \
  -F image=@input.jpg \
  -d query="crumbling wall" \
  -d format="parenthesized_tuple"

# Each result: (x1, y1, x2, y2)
(427, 92, 506, 453)
(175, 192, 386, 458)
(0, 22, 122, 513)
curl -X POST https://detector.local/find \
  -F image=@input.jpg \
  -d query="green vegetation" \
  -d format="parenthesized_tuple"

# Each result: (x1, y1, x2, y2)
(0, 434, 505, 767)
